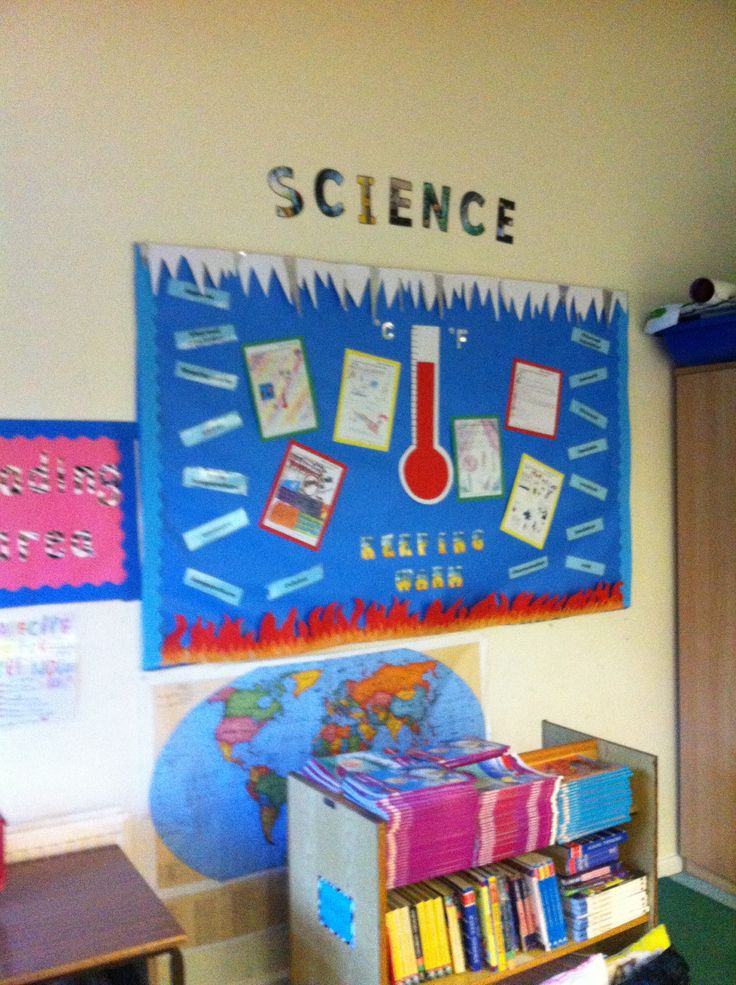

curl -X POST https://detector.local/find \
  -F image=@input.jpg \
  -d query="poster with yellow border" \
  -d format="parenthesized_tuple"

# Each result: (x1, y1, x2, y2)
(333, 349, 401, 451)
(500, 453, 564, 549)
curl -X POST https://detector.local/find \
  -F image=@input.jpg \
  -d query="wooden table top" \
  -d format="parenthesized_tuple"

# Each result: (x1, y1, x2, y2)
(0, 844, 186, 985)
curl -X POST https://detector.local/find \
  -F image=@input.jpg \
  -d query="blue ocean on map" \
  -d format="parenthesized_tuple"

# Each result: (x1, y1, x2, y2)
(149, 647, 484, 881)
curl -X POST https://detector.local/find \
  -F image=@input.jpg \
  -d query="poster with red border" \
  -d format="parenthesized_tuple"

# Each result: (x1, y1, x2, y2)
(259, 441, 347, 551)
(505, 358, 563, 439)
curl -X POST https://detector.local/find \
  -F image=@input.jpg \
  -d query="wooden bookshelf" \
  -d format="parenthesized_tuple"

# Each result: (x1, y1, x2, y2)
(288, 722, 657, 985)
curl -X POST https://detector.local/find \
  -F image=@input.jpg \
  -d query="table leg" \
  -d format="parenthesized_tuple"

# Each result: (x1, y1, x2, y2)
(168, 947, 185, 985)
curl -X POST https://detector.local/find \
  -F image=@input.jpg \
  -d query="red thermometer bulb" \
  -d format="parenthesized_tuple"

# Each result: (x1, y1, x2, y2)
(398, 324, 454, 505)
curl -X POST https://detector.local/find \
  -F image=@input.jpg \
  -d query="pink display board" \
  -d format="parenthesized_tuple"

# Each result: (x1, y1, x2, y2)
(0, 422, 139, 606)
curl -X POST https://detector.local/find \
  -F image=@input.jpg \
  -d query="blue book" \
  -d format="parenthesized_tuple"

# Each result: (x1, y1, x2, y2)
(489, 867, 519, 957)
(492, 861, 532, 951)
(551, 828, 628, 874)
(582, 846, 623, 872)
(508, 852, 567, 951)
(560, 862, 626, 894)
(542, 868, 568, 949)
(439, 874, 485, 972)
(506, 856, 553, 950)
(571, 827, 628, 854)
(536, 867, 566, 949)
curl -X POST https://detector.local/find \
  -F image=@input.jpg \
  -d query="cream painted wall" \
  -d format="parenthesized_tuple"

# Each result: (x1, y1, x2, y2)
(2, 2, 736, 982)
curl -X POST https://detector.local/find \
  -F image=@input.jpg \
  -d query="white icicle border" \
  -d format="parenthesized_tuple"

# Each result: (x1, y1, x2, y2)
(142, 243, 627, 324)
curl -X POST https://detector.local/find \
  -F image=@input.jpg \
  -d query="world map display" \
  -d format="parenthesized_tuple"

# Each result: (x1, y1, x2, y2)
(149, 647, 484, 882)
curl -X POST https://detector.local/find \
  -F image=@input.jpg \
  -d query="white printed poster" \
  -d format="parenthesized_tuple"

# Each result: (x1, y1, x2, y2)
(0, 613, 78, 726)
(506, 359, 563, 439)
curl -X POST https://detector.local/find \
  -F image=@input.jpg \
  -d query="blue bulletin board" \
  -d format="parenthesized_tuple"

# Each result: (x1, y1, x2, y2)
(135, 244, 630, 669)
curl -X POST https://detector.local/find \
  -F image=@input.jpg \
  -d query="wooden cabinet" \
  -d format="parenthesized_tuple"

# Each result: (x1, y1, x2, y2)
(675, 362, 736, 893)
(287, 722, 657, 985)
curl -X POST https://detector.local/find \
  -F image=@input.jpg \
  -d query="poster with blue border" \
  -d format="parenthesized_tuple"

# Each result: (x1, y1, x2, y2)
(135, 244, 630, 669)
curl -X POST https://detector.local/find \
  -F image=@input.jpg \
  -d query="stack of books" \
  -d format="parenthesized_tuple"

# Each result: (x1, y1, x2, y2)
(299, 739, 562, 887)
(548, 828, 649, 942)
(300, 738, 511, 888)
(460, 753, 560, 865)
(300, 737, 507, 793)
(560, 867, 649, 942)
(548, 827, 629, 876)
(299, 736, 509, 793)
(342, 766, 480, 887)
(536, 755, 633, 842)
(400, 736, 510, 767)
(300, 749, 404, 793)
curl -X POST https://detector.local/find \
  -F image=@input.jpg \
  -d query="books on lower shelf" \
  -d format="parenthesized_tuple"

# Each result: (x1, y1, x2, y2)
(385, 856, 650, 983)
(548, 827, 629, 875)
(385, 850, 571, 982)
(562, 869, 650, 943)
(552, 827, 649, 944)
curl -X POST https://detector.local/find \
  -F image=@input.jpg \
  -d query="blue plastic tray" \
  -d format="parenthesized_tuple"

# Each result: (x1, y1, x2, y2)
(657, 310, 736, 367)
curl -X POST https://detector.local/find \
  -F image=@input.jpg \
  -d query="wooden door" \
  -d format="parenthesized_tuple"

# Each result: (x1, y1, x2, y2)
(675, 362, 736, 892)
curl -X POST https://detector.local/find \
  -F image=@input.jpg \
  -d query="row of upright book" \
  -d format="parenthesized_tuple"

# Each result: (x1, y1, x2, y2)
(300, 736, 634, 889)
(384, 831, 649, 984)
(386, 851, 569, 984)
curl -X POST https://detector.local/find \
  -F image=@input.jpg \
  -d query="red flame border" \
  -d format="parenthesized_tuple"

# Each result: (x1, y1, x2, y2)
(161, 583, 624, 665)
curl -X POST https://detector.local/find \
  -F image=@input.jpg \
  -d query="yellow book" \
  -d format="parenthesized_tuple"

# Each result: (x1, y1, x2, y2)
(392, 888, 426, 981)
(425, 880, 455, 976)
(471, 872, 499, 970)
(431, 891, 452, 976)
(388, 892, 418, 985)
(397, 902, 420, 983)
(606, 924, 671, 980)
(443, 890, 467, 974)
(487, 874, 508, 973)
(386, 906, 406, 985)
(401, 884, 437, 978)
(427, 879, 465, 974)
(419, 886, 441, 978)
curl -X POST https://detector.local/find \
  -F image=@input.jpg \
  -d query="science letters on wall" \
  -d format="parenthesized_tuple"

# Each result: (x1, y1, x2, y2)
(135, 244, 631, 670)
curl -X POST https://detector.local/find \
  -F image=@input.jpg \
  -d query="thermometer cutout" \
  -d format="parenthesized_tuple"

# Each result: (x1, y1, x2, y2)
(398, 324, 454, 504)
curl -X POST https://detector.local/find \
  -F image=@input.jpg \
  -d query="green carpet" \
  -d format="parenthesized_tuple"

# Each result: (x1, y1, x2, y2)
(658, 877, 736, 984)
